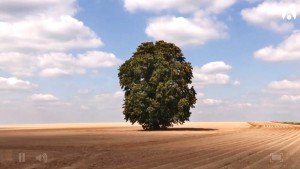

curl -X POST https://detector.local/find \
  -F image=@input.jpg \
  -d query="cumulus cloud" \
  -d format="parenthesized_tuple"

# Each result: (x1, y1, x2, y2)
(146, 12, 227, 47)
(193, 61, 240, 87)
(75, 91, 124, 114)
(30, 94, 59, 102)
(198, 61, 232, 74)
(95, 91, 124, 100)
(0, 1, 132, 123)
(38, 53, 84, 77)
(264, 78, 300, 102)
(201, 98, 223, 106)
(77, 51, 123, 68)
(0, 0, 76, 21)
(255, 31, 300, 61)
(0, 15, 102, 53)
(280, 95, 300, 102)
(0, 0, 122, 78)
(0, 53, 37, 76)
(0, 91, 125, 124)
(0, 77, 37, 91)
(123, 0, 236, 14)
(0, 51, 122, 77)
(124, 0, 234, 47)
(0, 0, 102, 53)
(268, 79, 300, 90)
(241, 1, 299, 33)
(39, 52, 122, 77)
(193, 85, 223, 107)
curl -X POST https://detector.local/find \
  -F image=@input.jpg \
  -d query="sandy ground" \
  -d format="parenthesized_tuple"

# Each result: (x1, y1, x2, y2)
(0, 122, 299, 169)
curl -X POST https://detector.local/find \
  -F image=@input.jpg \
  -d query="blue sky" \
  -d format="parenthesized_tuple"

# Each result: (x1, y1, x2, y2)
(0, 0, 300, 124)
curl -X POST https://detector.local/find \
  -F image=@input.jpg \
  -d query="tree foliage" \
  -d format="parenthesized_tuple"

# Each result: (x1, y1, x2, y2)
(118, 41, 196, 130)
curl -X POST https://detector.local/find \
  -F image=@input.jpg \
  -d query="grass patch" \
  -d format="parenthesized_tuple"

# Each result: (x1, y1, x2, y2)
(281, 122, 300, 125)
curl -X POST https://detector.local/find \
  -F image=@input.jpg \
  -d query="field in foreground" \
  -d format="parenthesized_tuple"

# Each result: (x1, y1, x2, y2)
(0, 122, 300, 169)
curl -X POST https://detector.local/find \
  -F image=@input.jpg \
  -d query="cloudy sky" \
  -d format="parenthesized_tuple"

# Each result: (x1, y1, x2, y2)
(0, 0, 300, 124)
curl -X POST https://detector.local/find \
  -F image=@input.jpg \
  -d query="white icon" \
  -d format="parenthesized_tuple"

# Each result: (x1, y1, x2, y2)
(282, 5, 297, 20)
(36, 153, 47, 163)
(270, 153, 284, 163)
(18, 153, 26, 163)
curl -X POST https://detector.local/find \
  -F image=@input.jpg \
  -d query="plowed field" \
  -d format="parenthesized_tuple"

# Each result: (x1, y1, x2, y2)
(0, 122, 299, 169)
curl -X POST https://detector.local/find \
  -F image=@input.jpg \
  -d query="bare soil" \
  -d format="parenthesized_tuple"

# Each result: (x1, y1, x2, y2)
(0, 122, 299, 169)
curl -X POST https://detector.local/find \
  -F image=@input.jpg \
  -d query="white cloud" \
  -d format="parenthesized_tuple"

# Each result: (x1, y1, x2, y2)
(73, 91, 124, 119)
(0, 0, 77, 21)
(77, 51, 122, 68)
(237, 103, 253, 108)
(77, 89, 91, 95)
(194, 73, 231, 85)
(0, 53, 37, 76)
(30, 94, 59, 102)
(280, 95, 300, 102)
(0, 51, 122, 77)
(199, 61, 231, 74)
(38, 53, 85, 77)
(113, 91, 124, 98)
(241, 1, 299, 33)
(0, 77, 37, 91)
(191, 89, 300, 122)
(193, 61, 239, 87)
(124, 0, 236, 14)
(40, 68, 82, 77)
(255, 31, 300, 61)
(125, 0, 234, 47)
(0, 0, 119, 78)
(196, 92, 205, 98)
(95, 91, 124, 100)
(146, 12, 227, 47)
(39, 52, 122, 77)
(195, 92, 223, 106)
(0, 16, 102, 53)
(268, 79, 300, 90)
(201, 98, 223, 106)
(0, 91, 125, 124)
(264, 78, 300, 102)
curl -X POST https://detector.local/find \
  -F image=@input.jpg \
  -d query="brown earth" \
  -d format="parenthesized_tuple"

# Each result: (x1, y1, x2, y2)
(0, 122, 299, 169)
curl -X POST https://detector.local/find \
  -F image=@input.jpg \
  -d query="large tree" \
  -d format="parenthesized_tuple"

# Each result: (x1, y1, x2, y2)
(118, 41, 196, 130)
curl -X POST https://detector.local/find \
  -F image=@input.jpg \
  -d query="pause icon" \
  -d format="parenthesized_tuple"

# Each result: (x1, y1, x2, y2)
(18, 153, 25, 163)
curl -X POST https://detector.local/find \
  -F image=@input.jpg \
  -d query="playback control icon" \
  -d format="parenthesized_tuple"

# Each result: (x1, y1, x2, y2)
(18, 153, 25, 163)
(282, 5, 297, 20)
(36, 153, 47, 163)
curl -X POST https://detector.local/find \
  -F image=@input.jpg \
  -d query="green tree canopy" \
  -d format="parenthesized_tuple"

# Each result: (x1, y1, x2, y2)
(118, 41, 196, 130)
